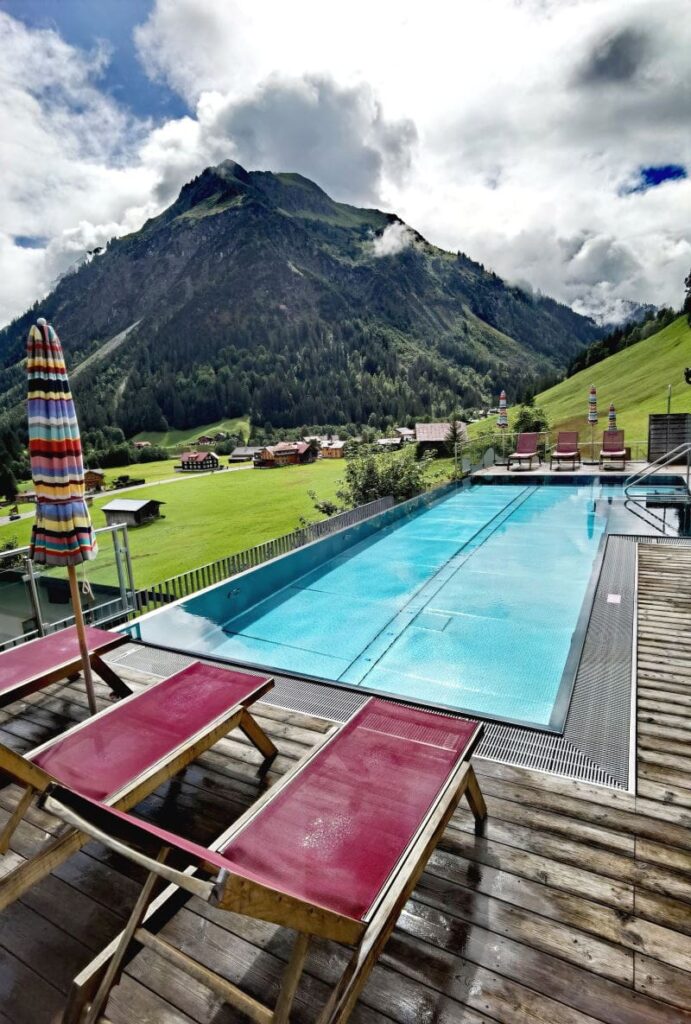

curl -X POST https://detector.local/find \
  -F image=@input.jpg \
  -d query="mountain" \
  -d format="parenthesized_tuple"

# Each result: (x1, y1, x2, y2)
(0, 160, 601, 435)
(536, 315, 691, 442)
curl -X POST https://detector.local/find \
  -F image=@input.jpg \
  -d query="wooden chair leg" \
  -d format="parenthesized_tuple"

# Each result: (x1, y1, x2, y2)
(0, 785, 35, 854)
(82, 849, 170, 1024)
(90, 655, 132, 699)
(273, 931, 311, 1024)
(238, 709, 279, 778)
(464, 765, 487, 832)
(0, 828, 86, 912)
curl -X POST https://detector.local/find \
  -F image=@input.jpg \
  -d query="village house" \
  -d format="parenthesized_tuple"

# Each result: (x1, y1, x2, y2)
(254, 441, 316, 469)
(394, 426, 416, 442)
(84, 468, 106, 492)
(101, 498, 164, 528)
(303, 434, 340, 448)
(196, 434, 214, 445)
(179, 451, 220, 472)
(132, 440, 151, 449)
(375, 436, 403, 451)
(229, 446, 263, 463)
(321, 440, 346, 458)
(415, 421, 467, 454)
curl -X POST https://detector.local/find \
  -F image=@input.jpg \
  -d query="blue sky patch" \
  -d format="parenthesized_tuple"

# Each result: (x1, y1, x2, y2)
(14, 235, 48, 249)
(3, 0, 187, 121)
(624, 164, 687, 194)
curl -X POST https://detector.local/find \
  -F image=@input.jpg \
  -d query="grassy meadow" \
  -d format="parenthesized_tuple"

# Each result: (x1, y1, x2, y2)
(4, 451, 456, 590)
(2, 460, 346, 588)
(133, 416, 250, 449)
(537, 316, 691, 442)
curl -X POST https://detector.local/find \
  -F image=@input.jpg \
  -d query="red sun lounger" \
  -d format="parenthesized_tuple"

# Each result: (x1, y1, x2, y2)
(0, 662, 276, 911)
(599, 430, 627, 469)
(507, 431, 540, 470)
(45, 697, 486, 1024)
(549, 431, 581, 470)
(0, 625, 131, 708)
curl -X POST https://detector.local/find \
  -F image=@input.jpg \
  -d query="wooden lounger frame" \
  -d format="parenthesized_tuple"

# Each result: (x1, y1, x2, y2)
(0, 676, 277, 912)
(1, 630, 131, 707)
(46, 713, 486, 1024)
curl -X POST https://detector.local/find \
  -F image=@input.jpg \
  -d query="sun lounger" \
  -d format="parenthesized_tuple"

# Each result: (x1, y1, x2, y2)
(599, 430, 627, 469)
(549, 431, 581, 470)
(507, 431, 540, 470)
(44, 697, 485, 1024)
(0, 662, 276, 911)
(0, 625, 131, 707)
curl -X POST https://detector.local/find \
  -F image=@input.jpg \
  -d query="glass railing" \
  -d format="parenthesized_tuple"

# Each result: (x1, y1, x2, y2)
(0, 523, 136, 651)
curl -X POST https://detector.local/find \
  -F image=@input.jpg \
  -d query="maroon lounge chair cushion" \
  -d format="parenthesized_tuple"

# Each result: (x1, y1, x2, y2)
(0, 626, 125, 705)
(46, 699, 481, 923)
(510, 433, 538, 459)
(30, 663, 271, 801)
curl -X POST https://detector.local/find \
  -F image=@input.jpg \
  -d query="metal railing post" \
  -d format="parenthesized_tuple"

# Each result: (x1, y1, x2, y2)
(111, 529, 129, 617)
(23, 556, 46, 636)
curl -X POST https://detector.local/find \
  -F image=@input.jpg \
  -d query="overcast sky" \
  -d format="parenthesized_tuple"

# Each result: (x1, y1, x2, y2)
(1, 0, 689, 329)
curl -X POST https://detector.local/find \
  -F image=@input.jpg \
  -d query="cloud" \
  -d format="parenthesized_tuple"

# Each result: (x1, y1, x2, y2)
(204, 76, 416, 204)
(1, 0, 690, 330)
(371, 222, 415, 257)
(575, 26, 650, 85)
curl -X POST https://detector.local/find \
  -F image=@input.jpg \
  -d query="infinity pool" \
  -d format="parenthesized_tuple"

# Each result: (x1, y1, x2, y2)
(130, 482, 620, 730)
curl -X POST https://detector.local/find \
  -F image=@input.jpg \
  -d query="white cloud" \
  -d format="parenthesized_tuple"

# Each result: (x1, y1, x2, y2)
(1, 0, 690, 328)
(371, 222, 415, 257)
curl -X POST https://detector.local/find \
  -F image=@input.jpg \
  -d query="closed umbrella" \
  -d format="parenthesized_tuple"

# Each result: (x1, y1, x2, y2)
(608, 402, 617, 431)
(497, 389, 509, 463)
(27, 317, 98, 713)
(497, 390, 508, 428)
(587, 384, 598, 463)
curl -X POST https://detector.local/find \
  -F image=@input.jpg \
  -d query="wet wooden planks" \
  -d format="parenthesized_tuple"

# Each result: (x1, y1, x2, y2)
(1, 574, 691, 1024)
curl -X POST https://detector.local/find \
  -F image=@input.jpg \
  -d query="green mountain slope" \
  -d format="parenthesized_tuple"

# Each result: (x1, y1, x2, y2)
(537, 316, 691, 443)
(0, 160, 600, 435)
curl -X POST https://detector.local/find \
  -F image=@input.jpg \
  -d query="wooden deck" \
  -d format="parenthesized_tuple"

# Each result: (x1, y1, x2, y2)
(1, 542, 691, 1022)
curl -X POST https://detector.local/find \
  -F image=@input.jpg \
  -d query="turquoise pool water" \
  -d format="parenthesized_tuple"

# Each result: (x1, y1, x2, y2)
(131, 482, 619, 729)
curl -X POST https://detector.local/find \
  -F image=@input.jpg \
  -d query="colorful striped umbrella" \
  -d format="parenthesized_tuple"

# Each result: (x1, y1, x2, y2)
(27, 317, 98, 712)
(587, 384, 598, 424)
(497, 390, 508, 428)
(608, 402, 617, 431)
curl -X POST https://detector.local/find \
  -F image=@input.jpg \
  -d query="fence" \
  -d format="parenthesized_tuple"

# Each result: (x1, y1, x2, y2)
(135, 496, 394, 612)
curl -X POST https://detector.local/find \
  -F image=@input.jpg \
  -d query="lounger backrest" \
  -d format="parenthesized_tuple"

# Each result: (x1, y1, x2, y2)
(516, 432, 538, 453)
(602, 430, 625, 452)
(557, 431, 578, 451)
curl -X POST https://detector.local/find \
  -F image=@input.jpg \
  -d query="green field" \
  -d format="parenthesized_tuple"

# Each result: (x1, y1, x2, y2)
(4, 453, 457, 591)
(17, 457, 183, 493)
(133, 416, 250, 448)
(2, 461, 346, 588)
(537, 316, 691, 443)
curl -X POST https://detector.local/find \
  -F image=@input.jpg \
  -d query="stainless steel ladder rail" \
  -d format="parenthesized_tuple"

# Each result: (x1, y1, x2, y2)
(623, 440, 691, 498)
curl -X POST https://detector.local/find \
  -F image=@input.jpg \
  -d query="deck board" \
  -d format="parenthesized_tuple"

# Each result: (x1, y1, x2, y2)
(1, 541, 691, 1021)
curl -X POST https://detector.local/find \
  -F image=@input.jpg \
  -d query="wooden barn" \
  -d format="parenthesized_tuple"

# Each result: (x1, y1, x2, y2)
(101, 498, 164, 528)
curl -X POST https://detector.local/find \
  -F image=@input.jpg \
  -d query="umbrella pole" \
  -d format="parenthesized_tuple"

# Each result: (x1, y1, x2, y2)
(67, 564, 98, 715)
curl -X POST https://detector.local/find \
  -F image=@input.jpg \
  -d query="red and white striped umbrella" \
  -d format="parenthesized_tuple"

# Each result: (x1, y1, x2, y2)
(587, 385, 598, 424)
(608, 402, 617, 431)
(497, 390, 508, 428)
